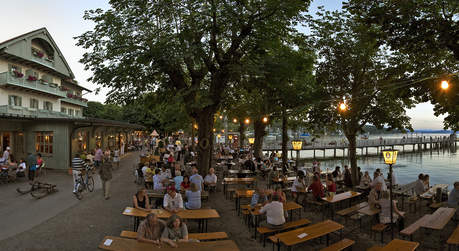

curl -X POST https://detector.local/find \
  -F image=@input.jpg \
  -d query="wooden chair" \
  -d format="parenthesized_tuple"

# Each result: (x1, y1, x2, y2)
(371, 223, 388, 243)
(319, 238, 355, 251)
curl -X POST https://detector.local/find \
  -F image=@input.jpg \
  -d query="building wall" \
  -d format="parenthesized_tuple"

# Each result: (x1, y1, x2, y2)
(0, 88, 62, 112)
(23, 121, 70, 169)
(0, 59, 62, 85)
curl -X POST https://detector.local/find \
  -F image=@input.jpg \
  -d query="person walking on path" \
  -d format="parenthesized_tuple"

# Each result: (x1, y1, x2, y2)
(94, 147, 103, 168)
(99, 155, 113, 200)
(26, 152, 37, 181)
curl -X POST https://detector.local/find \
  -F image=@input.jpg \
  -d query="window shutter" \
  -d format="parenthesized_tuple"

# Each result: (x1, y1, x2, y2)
(8, 95, 13, 105)
(18, 97, 22, 106)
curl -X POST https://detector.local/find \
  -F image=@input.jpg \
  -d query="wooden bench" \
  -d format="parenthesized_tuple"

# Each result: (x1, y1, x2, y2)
(120, 230, 228, 241)
(319, 238, 355, 251)
(366, 246, 383, 251)
(400, 214, 431, 241)
(447, 225, 459, 249)
(336, 202, 368, 224)
(257, 218, 311, 246)
(371, 224, 388, 243)
(429, 202, 444, 212)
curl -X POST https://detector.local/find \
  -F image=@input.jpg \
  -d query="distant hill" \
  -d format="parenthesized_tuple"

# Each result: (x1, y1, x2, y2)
(412, 129, 454, 134)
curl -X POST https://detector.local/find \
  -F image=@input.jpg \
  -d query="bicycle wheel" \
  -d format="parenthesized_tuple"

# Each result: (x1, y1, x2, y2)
(31, 187, 48, 199)
(87, 176, 95, 192)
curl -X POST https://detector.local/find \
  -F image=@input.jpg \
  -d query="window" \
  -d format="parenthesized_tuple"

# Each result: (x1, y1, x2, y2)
(30, 98, 39, 109)
(43, 101, 53, 111)
(61, 107, 67, 113)
(75, 110, 80, 117)
(68, 109, 74, 116)
(41, 74, 52, 84)
(8, 95, 22, 106)
(35, 132, 53, 154)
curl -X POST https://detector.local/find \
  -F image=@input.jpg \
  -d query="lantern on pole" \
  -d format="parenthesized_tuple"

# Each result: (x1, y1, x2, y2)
(382, 149, 398, 240)
(291, 139, 303, 169)
(248, 137, 255, 145)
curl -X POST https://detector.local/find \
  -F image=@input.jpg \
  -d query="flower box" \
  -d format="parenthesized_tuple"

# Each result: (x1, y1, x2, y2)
(27, 75, 37, 81)
(13, 70, 23, 78)
(67, 93, 73, 98)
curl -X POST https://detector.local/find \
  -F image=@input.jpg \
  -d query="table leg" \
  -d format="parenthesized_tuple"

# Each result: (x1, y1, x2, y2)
(236, 196, 239, 214)
(326, 233, 329, 246)
(205, 219, 208, 232)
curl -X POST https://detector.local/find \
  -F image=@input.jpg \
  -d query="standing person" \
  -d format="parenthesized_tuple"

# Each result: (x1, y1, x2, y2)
(121, 140, 125, 156)
(0, 146, 11, 164)
(94, 147, 103, 168)
(332, 166, 342, 181)
(204, 168, 217, 190)
(368, 182, 383, 210)
(190, 167, 204, 191)
(99, 155, 113, 200)
(36, 153, 43, 177)
(113, 148, 120, 169)
(71, 154, 86, 193)
(137, 213, 166, 245)
(343, 165, 353, 188)
(26, 152, 37, 181)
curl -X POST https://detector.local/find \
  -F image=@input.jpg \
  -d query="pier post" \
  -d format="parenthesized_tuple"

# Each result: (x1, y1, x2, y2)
(334, 148, 336, 157)
(323, 150, 325, 158)
(313, 149, 315, 159)
(366, 147, 368, 155)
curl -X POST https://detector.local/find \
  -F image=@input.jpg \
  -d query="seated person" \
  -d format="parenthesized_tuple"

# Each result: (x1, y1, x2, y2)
(250, 187, 268, 207)
(137, 213, 166, 245)
(133, 188, 151, 211)
(160, 166, 172, 179)
(190, 167, 204, 191)
(185, 183, 201, 209)
(144, 165, 154, 189)
(378, 191, 405, 229)
(371, 169, 387, 191)
(161, 215, 196, 247)
(360, 171, 372, 187)
(259, 194, 286, 229)
(272, 186, 286, 203)
(180, 175, 191, 191)
(308, 175, 324, 201)
(414, 173, 425, 195)
(204, 168, 217, 190)
(173, 171, 183, 191)
(368, 182, 383, 210)
(16, 159, 26, 177)
(153, 169, 165, 191)
(332, 166, 341, 181)
(163, 186, 183, 213)
(291, 171, 307, 204)
(326, 174, 336, 196)
(447, 181, 459, 208)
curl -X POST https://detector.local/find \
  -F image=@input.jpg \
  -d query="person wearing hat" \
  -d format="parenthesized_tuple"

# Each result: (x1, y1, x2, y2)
(163, 186, 183, 213)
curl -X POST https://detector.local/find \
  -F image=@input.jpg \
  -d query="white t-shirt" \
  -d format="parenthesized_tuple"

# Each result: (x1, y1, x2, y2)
(259, 201, 286, 225)
(163, 193, 183, 210)
(291, 178, 306, 192)
(141, 166, 148, 177)
(160, 169, 171, 179)
(17, 162, 26, 172)
(204, 174, 217, 184)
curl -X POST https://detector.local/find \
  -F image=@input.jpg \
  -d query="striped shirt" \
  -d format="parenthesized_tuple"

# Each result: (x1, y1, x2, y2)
(71, 157, 85, 170)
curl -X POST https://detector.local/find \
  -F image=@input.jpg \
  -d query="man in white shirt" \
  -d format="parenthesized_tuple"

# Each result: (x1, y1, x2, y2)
(163, 186, 183, 213)
(204, 168, 217, 190)
(259, 194, 286, 229)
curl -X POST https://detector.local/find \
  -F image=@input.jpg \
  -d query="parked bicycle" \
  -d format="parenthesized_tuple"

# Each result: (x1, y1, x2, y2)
(74, 164, 95, 200)
(17, 181, 58, 199)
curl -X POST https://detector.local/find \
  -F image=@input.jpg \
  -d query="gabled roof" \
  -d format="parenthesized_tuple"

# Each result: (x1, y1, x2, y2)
(0, 27, 74, 78)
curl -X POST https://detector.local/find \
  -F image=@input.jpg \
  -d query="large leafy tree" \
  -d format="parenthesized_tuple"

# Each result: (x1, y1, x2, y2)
(345, 0, 459, 131)
(76, 0, 310, 173)
(308, 9, 415, 185)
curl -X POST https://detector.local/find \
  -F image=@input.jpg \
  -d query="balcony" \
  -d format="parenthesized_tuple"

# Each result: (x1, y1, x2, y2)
(0, 72, 66, 98)
(61, 97, 88, 107)
(0, 105, 84, 119)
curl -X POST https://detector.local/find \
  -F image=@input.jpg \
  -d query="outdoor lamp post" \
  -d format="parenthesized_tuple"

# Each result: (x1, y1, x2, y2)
(248, 137, 255, 145)
(291, 139, 303, 169)
(382, 149, 398, 240)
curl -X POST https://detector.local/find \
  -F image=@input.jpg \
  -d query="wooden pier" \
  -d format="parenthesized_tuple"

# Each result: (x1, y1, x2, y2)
(262, 136, 458, 159)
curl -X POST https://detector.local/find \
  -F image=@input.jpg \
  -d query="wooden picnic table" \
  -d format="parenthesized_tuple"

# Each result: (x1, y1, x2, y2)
(147, 190, 209, 200)
(122, 207, 220, 232)
(235, 189, 255, 213)
(223, 177, 256, 194)
(273, 220, 344, 250)
(98, 236, 239, 251)
(321, 191, 362, 219)
(380, 238, 419, 251)
(420, 184, 449, 199)
(357, 206, 380, 216)
(421, 207, 456, 230)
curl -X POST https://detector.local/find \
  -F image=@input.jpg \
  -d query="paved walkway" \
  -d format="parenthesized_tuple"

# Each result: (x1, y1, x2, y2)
(0, 152, 140, 251)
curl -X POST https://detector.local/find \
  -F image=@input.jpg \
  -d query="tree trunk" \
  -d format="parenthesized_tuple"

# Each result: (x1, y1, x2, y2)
(196, 108, 215, 175)
(281, 110, 289, 167)
(253, 118, 266, 159)
(239, 121, 245, 150)
(346, 133, 358, 186)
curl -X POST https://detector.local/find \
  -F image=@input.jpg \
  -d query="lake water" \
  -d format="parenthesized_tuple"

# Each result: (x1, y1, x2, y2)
(267, 133, 459, 191)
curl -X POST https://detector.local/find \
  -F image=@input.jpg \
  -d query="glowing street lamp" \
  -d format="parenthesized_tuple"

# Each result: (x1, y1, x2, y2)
(244, 118, 250, 124)
(262, 116, 269, 123)
(248, 137, 255, 145)
(339, 102, 347, 111)
(233, 118, 238, 123)
(228, 135, 233, 140)
(382, 149, 398, 240)
(291, 139, 303, 169)
(441, 80, 449, 90)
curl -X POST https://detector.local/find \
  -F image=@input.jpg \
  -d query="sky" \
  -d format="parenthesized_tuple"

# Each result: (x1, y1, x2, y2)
(0, 0, 446, 130)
